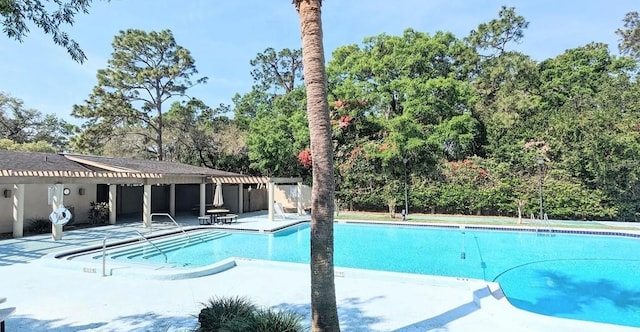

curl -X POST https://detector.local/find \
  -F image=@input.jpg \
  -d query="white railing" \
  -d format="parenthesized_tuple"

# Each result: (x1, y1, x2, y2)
(530, 213, 553, 234)
(102, 236, 109, 277)
(135, 230, 167, 263)
(151, 213, 191, 241)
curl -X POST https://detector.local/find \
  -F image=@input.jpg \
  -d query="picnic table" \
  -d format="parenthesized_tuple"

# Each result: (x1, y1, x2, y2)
(205, 208, 230, 224)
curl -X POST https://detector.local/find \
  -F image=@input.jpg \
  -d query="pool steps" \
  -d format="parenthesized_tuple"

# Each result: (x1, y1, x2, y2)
(137, 231, 230, 260)
(103, 231, 230, 259)
(39, 230, 239, 279)
(98, 231, 230, 260)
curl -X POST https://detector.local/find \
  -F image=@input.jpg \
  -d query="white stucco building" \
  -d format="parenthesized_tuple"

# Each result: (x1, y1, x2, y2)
(0, 150, 309, 239)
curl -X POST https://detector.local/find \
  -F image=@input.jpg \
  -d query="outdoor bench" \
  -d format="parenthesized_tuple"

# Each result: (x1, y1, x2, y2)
(216, 214, 238, 224)
(198, 216, 211, 225)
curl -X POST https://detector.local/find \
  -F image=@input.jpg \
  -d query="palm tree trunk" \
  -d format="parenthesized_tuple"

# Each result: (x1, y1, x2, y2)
(294, 0, 340, 331)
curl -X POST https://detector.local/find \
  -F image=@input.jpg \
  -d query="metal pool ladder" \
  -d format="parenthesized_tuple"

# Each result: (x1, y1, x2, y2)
(150, 213, 191, 241)
(530, 213, 553, 235)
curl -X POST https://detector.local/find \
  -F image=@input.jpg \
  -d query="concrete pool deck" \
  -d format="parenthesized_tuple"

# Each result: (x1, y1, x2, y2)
(0, 213, 638, 331)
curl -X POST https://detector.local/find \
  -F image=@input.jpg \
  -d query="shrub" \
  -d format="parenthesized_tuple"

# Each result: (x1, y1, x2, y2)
(250, 308, 305, 332)
(197, 296, 256, 332)
(26, 218, 51, 234)
(89, 201, 109, 224)
(197, 296, 306, 332)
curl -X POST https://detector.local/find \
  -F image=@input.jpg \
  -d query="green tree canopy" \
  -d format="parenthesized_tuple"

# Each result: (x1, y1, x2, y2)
(235, 47, 309, 177)
(466, 6, 529, 57)
(1, 0, 94, 62)
(250, 47, 303, 94)
(0, 92, 74, 151)
(616, 11, 640, 60)
(71, 29, 207, 160)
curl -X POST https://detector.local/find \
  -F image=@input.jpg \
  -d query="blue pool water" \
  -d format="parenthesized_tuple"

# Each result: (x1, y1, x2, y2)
(103, 223, 640, 327)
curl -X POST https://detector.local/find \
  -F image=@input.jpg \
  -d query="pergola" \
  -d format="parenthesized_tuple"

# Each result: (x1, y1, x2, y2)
(210, 175, 304, 222)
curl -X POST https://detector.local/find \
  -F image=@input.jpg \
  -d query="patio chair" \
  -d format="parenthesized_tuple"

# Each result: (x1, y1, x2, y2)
(274, 202, 288, 219)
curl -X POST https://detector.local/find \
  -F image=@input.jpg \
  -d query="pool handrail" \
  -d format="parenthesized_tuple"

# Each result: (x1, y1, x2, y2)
(543, 213, 553, 232)
(102, 236, 108, 277)
(135, 230, 168, 263)
(530, 212, 553, 234)
(150, 213, 191, 241)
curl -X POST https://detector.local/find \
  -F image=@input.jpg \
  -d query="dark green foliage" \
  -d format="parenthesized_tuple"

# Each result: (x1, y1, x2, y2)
(250, 47, 303, 94)
(0, 92, 75, 151)
(616, 11, 640, 59)
(26, 218, 51, 234)
(197, 296, 256, 332)
(196, 296, 306, 332)
(250, 309, 306, 332)
(343, 8, 639, 221)
(1, 0, 93, 62)
(88, 201, 109, 224)
(239, 48, 309, 178)
(51, 6, 640, 221)
(72, 29, 207, 161)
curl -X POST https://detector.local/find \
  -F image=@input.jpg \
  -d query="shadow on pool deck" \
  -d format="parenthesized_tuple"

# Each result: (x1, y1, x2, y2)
(9, 311, 198, 332)
(272, 297, 387, 332)
(0, 224, 152, 266)
(393, 287, 492, 331)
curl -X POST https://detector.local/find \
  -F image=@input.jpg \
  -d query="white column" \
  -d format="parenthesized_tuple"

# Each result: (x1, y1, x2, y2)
(108, 184, 117, 225)
(199, 183, 206, 217)
(169, 184, 176, 217)
(237, 184, 244, 215)
(12, 184, 24, 238)
(51, 183, 64, 240)
(296, 182, 303, 215)
(143, 184, 151, 228)
(268, 182, 275, 221)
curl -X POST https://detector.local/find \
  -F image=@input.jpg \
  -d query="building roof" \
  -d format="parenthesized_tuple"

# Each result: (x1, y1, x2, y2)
(63, 154, 239, 176)
(0, 150, 92, 172)
(0, 150, 301, 185)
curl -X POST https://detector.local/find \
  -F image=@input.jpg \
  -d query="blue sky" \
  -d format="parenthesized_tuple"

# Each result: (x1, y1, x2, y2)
(0, 0, 635, 125)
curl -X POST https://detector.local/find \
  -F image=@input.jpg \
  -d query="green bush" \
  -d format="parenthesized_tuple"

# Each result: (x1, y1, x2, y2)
(197, 296, 306, 332)
(250, 308, 305, 332)
(26, 218, 51, 234)
(89, 201, 109, 224)
(197, 296, 256, 332)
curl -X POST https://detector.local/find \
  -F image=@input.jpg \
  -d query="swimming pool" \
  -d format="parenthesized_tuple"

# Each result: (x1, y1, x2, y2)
(73, 222, 640, 327)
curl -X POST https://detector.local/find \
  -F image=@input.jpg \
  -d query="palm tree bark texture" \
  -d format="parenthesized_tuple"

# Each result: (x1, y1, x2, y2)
(293, 0, 340, 331)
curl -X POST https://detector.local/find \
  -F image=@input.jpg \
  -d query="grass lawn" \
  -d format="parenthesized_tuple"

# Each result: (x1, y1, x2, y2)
(333, 211, 640, 231)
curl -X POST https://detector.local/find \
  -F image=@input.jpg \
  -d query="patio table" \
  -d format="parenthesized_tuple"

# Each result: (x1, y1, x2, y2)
(206, 209, 230, 223)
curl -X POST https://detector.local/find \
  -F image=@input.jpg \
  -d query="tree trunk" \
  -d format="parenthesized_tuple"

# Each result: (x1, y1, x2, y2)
(517, 199, 523, 224)
(294, 0, 340, 331)
(156, 85, 164, 161)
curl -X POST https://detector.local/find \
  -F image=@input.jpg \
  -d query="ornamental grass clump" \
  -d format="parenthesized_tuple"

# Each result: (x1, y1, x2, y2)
(26, 218, 51, 234)
(196, 296, 306, 332)
(250, 308, 305, 332)
(197, 296, 255, 331)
